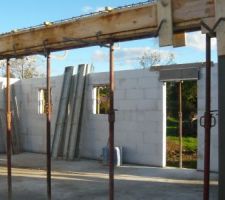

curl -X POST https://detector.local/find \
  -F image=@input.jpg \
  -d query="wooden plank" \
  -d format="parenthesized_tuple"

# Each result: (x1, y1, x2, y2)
(201, 17, 215, 34)
(0, 0, 215, 58)
(51, 66, 74, 159)
(215, 1, 225, 199)
(173, 32, 186, 47)
(215, 0, 225, 55)
(68, 64, 86, 160)
(157, 0, 173, 46)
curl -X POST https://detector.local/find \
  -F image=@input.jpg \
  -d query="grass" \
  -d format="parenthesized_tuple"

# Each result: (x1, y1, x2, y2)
(166, 136, 197, 169)
(167, 117, 178, 136)
(167, 136, 197, 152)
(166, 116, 198, 169)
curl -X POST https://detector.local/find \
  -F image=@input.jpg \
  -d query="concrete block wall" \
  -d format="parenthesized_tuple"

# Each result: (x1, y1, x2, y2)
(197, 65, 218, 172)
(0, 66, 219, 170)
(2, 69, 165, 167)
(0, 78, 19, 153)
(79, 69, 166, 167)
(16, 76, 63, 153)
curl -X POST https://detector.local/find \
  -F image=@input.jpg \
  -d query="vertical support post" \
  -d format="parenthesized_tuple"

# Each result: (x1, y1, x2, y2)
(6, 58, 12, 200)
(108, 43, 115, 200)
(46, 51, 51, 200)
(218, 53, 225, 200)
(97, 87, 100, 114)
(178, 81, 183, 168)
(215, 1, 225, 197)
(203, 34, 211, 200)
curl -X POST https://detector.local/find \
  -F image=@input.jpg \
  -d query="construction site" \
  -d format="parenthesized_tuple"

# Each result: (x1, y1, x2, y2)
(0, 0, 224, 200)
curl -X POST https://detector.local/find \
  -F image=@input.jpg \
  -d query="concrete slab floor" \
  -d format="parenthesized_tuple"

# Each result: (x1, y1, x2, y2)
(0, 153, 218, 200)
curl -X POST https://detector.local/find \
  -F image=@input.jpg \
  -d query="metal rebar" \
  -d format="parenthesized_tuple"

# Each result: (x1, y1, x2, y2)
(6, 58, 12, 200)
(203, 34, 211, 200)
(46, 51, 51, 200)
(108, 43, 115, 200)
(178, 81, 183, 168)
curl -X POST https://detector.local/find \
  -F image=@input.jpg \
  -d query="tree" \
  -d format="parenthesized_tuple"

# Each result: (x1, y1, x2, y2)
(139, 50, 175, 69)
(0, 55, 45, 79)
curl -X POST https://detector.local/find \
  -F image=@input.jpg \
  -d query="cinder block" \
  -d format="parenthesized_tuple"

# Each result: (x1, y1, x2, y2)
(143, 88, 162, 99)
(117, 100, 137, 110)
(126, 89, 144, 99)
(137, 121, 159, 134)
(116, 78, 138, 89)
(115, 69, 145, 79)
(114, 89, 126, 100)
(144, 111, 162, 122)
(138, 77, 160, 88)
(89, 72, 108, 85)
(119, 110, 137, 121)
(136, 99, 158, 111)
(116, 121, 138, 133)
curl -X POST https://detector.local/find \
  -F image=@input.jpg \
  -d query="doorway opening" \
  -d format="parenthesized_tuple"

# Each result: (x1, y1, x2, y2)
(166, 80, 198, 169)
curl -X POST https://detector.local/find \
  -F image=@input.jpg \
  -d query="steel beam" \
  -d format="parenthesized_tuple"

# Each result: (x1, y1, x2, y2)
(46, 51, 51, 200)
(108, 43, 115, 200)
(6, 58, 12, 200)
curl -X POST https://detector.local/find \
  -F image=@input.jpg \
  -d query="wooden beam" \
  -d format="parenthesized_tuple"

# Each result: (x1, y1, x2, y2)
(157, 0, 173, 46)
(215, 0, 225, 55)
(0, 0, 215, 58)
(215, 1, 225, 199)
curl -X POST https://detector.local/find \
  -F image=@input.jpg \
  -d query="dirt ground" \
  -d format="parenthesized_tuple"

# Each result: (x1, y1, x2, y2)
(0, 153, 218, 200)
(167, 140, 197, 168)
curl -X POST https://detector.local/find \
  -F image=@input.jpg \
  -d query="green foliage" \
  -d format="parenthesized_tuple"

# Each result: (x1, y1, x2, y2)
(166, 81, 197, 136)
(167, 81, 197, 120)
(99, 86, 110, 114)
(167, 136, 197, 152)
(0, 56, 45, 79)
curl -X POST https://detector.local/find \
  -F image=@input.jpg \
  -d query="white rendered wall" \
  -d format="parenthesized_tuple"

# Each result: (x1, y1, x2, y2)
(197, 65, 218, 172)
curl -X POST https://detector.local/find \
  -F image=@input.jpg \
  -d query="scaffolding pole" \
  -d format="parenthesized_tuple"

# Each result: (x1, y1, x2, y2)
(203, 34, 211, 200)
(6, 58, 12, 200)
(108, 43, 115, 200)
(46, 51, 52, 200)
(178, 81, 183, 168)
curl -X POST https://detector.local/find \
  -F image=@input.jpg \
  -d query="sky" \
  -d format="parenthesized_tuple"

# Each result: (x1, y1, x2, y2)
(0, 0, 218, 76)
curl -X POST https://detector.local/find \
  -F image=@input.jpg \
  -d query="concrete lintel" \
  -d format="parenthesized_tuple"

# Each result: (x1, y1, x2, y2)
(151, 62, 211, 72)
(158, 67, 199, 82)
